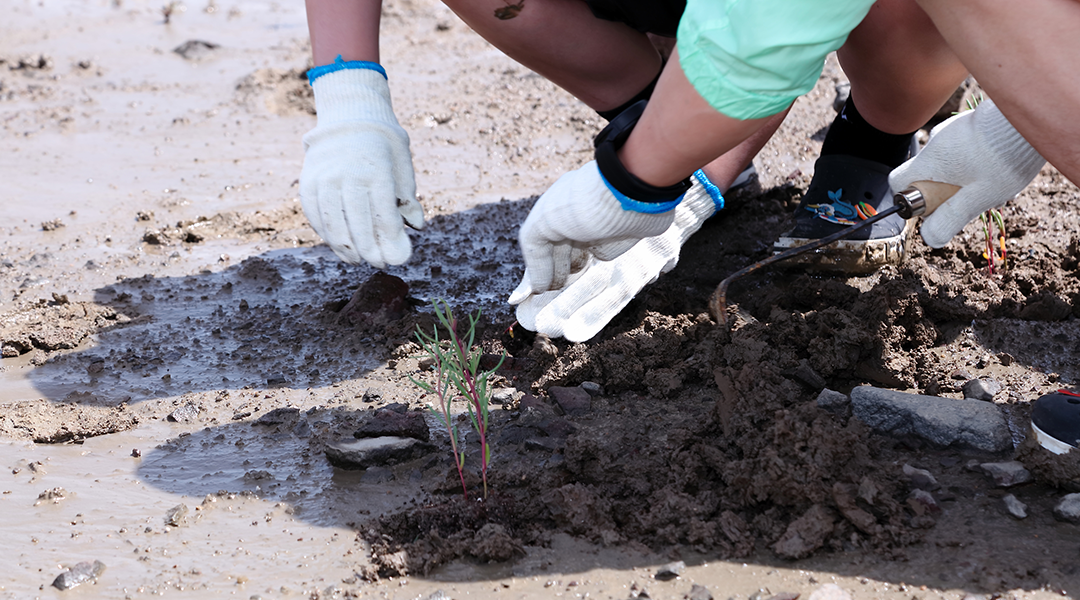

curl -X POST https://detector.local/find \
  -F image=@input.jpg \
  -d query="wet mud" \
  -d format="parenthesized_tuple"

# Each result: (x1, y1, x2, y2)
(3, 0, 1080, 598)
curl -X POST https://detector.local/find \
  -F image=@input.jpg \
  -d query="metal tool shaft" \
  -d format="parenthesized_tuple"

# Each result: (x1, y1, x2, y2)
(709, 203, 903, 325)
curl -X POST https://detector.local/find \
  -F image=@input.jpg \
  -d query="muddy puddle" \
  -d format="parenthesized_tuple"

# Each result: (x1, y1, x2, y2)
(4, 0, 1080, 598)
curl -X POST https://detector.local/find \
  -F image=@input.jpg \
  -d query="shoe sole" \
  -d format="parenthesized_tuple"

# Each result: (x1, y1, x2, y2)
(1032, 421, 1078, 456)
(772, 217, 916, 275)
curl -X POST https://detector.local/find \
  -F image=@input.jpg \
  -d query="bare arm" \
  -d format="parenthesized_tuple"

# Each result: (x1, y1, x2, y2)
(306, 0, 382, 65)
(916, 0, 1080, 184)
(616, 48, 776, 188)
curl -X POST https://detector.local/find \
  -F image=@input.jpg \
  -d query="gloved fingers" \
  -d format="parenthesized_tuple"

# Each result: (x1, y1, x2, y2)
(388, 134, 425, 231)
(321, 176, 372, 266)
(919, 184, 1000, 249)
(348, 169, 414, 267)
(589, 238, 639, 262)
(548, 243, 575, 291)
(535, 267, 636, 343)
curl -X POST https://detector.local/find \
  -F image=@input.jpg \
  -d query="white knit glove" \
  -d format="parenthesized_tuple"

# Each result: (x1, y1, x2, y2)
(300, 66, 424, 267)
(889, 98, 1044, 248)
(512, 171, 721, 342)
(511, 160, 678, 299)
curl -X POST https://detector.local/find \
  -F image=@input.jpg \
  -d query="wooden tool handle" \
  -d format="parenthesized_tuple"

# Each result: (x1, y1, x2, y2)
(909, 180, 962, 216)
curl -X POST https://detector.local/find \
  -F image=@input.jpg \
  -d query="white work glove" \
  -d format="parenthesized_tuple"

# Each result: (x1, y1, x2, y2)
(511, 170, 722, 342)
(300, 65, 425, 268)
(889, 98, 1044, 248)
(511, 160, 679, 298)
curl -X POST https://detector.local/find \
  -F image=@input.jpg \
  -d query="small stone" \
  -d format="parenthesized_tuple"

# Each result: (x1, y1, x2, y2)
(361, 389, 382, 404)
(907, 489, 940, 515)
(491, 387, 521, 406)
(51, 560, 106, 590)
(998, 352, 1014, 366)
(252, 407, 301, 426)
(1003, 494, 1028, 519)
(417, 356, 436, 371)
(685, 583, 713, 600)
(266, 375, 288, 387)
(816, 389, 850, 416)
(951, 369, 974, 380)
(654, 560, 685, 581)
(131, 449, 141, 458)
(808, 583, 853, 600)
(579, 381, 603, 396)
(1052, 493, 1080, 523)
(549, 386, 591, 417)
(962, 378, 1003, 402)
(167, 402, 200, 423)
(164, 504, 189, 527)
(35, 487, 67, 505)
(850, 386, 1011, 452)
(173, 40, 219, 61)
(902, 464, 939, 490)
(790, 359, 826, 390)
(354, 409, 430, 441)
(324, 437, 434, 470)
(980, 461, 1032, 487)
(832, 82, 851, 112)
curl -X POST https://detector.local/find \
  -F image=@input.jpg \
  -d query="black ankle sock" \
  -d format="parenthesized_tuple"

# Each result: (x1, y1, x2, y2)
(597, 68, 662, 122)
(821, 97, 917, 168)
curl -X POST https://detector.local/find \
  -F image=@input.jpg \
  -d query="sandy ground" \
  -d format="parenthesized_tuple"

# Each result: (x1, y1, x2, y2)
(3, 0, 1080, 598)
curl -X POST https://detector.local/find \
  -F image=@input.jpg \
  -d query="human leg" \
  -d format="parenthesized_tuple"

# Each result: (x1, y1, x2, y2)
(775, 0, 968, 273)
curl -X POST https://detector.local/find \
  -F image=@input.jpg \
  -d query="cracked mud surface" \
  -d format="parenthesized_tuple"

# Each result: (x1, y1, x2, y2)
(3, 0, 1080, 598)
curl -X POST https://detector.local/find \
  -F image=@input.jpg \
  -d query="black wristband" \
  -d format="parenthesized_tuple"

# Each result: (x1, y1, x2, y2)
(593, 100, 691, 203)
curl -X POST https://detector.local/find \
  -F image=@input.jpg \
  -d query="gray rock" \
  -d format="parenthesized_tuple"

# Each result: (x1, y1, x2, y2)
(808, 584, 853, 600)
(52, 560, 106, 590)
(549, 386, 592, 417)
(980, 461, 1032, 487)
(253, 407, 300, 426)
(790, 360, 827, 390)
(324, 436, 434, 470)
(962, 378, 1002, 401)
(908, 489, 940, 515)
(1003, 494, 1028, 519)
(832, 82, 851, 113)
(361, 389, 382, 403)
(902, 464, 939, 490)
(654, 560, 685, 581)
(850, 386, 1012, 452)
(1052, 493, 1080, 523)
(173, 40, 219, 61)
(491, 387, 521, 405)
(580, 381, 603, 397)
(167, 402, 200, 423)
(164, 503, 189, 527)
(354, 409, 430, 441)
(816, 389, 850, 416)
(685, 583, 713, 600)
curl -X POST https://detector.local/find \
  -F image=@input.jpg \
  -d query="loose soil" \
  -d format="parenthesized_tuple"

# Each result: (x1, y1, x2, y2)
(2, 0, 1080, 598)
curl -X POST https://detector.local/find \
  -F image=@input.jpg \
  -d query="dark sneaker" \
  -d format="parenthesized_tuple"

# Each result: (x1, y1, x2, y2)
(1031, 390, 1080, 455)
(773, 154, 916, 274)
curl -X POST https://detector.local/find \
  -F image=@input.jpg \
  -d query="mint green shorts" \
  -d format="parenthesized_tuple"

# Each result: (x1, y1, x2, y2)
(676, 0, 876, 120)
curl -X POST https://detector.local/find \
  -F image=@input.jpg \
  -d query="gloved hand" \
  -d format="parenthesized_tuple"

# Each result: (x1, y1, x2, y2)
(512, 160, 682, 299)
(511, 170, 723, 342)
(889, 98, 1045, 248)
(300, 61, 425, 268)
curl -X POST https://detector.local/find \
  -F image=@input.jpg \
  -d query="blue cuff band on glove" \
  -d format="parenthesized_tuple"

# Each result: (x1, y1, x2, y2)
(307, 55, 388, 85)
(693, 169, 725, 212)
(600, 171, 683, 214)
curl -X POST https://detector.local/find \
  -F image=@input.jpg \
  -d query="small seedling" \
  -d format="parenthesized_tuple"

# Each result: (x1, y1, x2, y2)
(957, 91, 1008, 276)
(410, 299, 504, 499)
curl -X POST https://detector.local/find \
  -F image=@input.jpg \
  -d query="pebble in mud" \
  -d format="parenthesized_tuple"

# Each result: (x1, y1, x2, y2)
(962, 378, 1002, 402)
(51, 560, 106, 590)
(654, 561, 685, 581)
(35, 487, 67, 505)
(164, 503, 189, 527)
(815, 388, 850, 417)
(684, 583, 713, 600)
(808, 584, 853, 600)
(354, 408, 430, 441)
(1003, 494, 1028, 519)
(902, 463, 939, 490)
(850, 386, 1011, 452)
(549, 386, 591, 417)
(1052, 493, 1080, 523)
(166, 402, 200, 423)
(979, 461, 1032, 487)
(324, 436, 434, 470)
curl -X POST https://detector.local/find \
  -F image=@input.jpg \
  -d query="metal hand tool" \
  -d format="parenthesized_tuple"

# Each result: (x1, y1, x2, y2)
(709, 181, 960, 325)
